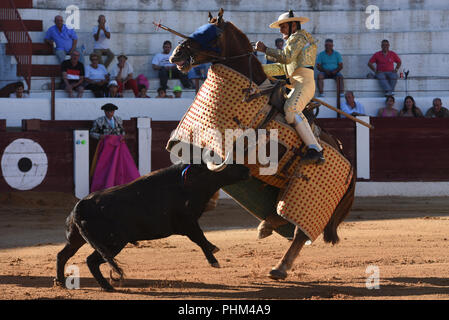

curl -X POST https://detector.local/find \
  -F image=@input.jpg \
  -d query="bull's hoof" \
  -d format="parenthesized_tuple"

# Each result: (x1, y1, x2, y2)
(257, 220, 274, 239)
(53, 278, 65, 288)
(211, 262, 221, 268)
(269, 268, 287, 280)
(211, 246, 220, 254)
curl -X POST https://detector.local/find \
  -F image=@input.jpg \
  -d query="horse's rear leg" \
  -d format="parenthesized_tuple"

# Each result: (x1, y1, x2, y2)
(54, 224, 86, 287)
(269, 226, 308, 280)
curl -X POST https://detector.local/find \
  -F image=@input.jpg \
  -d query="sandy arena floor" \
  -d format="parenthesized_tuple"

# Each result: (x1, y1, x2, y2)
(1, 192, 449, 300)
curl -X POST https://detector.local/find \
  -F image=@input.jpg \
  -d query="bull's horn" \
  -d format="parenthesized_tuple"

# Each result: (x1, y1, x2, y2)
(206, 152, 230, 172)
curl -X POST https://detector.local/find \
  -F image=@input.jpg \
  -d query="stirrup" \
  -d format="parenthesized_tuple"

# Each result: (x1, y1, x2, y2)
(301, 148, 325, 165)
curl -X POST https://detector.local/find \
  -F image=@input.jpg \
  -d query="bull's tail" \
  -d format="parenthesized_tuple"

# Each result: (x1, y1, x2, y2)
(323, 173, 356, 245)
(73, 201, 125, 281)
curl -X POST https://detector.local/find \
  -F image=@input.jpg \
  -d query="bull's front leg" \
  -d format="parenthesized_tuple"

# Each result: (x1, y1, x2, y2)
(269, 226, 309, 280)
(184, 220, 220, 268)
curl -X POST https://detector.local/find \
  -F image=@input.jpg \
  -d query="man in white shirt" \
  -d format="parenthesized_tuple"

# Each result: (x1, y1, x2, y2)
(92, 15, 115, 68)
(152, 40, 192, 90)
(341, 91, 366, 118)
(85, 53, 110, 97)
(110, 54, 139, 97)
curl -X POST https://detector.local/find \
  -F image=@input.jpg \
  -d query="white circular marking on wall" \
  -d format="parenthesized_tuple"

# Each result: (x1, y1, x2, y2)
(1, 139, 48, 190)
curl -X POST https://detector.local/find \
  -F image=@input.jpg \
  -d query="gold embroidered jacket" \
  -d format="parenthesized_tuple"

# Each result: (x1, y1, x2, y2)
(263, 30, 317, 78)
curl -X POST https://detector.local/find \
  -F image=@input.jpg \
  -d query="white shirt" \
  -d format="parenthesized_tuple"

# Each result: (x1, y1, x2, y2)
(110, 61, 133, 81)
(152, 52, 175, 68)
(85, 64, 109, 81)
(92, 25, 111, 50)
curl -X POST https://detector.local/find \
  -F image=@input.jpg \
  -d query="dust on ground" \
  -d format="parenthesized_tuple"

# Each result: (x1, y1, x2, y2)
(1, 192, 449, 300)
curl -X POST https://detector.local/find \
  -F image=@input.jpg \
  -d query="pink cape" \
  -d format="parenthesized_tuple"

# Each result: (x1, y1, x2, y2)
(90, 135, 140, 192)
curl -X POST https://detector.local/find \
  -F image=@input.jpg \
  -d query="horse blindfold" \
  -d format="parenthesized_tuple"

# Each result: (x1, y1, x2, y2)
(189, 24, 222, 54)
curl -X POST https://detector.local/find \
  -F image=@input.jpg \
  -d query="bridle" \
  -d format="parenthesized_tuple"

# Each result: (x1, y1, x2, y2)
(178, 40, 256, 99)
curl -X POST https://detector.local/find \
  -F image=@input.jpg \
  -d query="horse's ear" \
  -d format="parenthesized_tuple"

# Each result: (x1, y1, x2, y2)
(217, 8, 224, 23)
(208, 12, 213, 22)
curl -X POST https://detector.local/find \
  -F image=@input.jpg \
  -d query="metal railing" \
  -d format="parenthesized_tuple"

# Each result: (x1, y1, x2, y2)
(0, 0, 32, 90)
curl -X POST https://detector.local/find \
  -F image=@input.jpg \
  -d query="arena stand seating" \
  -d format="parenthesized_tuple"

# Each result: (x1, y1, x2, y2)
(1, 0, 448, 116)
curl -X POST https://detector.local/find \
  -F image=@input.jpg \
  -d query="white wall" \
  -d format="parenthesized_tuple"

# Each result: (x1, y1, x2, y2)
(2, 96, 448, 127)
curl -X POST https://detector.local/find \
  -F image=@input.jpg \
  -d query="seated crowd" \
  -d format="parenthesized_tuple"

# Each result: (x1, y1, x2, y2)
(7, 15, 448, 120)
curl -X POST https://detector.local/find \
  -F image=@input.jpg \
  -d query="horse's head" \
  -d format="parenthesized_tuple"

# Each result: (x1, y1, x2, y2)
(170, 9, 231, 73)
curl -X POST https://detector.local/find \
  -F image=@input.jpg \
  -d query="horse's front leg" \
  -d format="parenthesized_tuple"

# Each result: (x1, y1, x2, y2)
(269, 226, 308, 280)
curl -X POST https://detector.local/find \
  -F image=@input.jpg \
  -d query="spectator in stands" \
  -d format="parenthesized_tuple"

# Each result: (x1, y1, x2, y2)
(266, 38, 284, 64)
(105, 80, 123, 98)
(152, 41, 193, 90)
(156, 87, 173, 98)
(425, 98, 449, 118)
(399, 96, 423, 117)
(368, 39, 401, 97)
(11, 82, 28, 98)
(45, 15, 84, 64)
(90, 103, 125, 140)
(110, 54, 139, 97)
(137, 84, 150, 98)
(316, 39, 344, 97)
(377, 95, 399, 117)
(61, 50, 85, 98)
(173, 85, 182, 98)
(340, 91, 365, 117)
(93, 15, 115, 68)
(85, 53, 110, 98)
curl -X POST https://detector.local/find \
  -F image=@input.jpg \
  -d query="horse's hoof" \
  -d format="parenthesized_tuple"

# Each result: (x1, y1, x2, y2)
(53, 278, 65, 288)
(211, 262, 221, 268)
(269, 269, 287, 280)
(257, 221, 273, 239)
(101, 285, 115, 292)
(211, 246, 220, 254)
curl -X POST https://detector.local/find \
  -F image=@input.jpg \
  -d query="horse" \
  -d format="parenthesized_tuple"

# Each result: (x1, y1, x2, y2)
(169, 9, 356, 280)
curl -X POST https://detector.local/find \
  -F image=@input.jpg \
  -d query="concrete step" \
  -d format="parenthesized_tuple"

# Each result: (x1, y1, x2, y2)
(31, 0, 449, 11)
(10, 52, 448, 78)
(5, 29, 447, 56)
(19, 89, 198, 99)
(19, 8, 449, 35)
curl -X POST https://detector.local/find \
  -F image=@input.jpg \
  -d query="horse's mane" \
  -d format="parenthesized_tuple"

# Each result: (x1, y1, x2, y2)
(221, 22, 266, 85)
(222, 22, 253, 54)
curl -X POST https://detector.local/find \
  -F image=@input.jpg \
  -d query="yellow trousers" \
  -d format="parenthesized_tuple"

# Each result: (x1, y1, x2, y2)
(283, 67, 316, 124)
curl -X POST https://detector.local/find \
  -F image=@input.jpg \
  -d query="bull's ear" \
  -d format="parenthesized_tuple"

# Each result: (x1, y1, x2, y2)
(208, 12, 213, 22)
(217, 8, 224, 23)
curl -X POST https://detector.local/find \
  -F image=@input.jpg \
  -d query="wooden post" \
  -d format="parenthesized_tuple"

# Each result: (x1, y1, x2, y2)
(336, 78, 341, 119)
(195, 79, 200, 93)
(51, 77, 55, 120)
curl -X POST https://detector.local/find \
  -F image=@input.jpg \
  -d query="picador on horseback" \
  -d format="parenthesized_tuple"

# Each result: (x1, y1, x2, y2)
(255, 10, 325, 165)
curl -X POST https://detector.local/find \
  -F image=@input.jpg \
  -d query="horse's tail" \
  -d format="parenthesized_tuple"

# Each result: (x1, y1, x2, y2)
(73, 200, 125, 281)
(323, 173, 355, 244)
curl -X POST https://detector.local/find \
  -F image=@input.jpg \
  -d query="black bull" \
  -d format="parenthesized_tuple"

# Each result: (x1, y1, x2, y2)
(54, 163, 250, 291)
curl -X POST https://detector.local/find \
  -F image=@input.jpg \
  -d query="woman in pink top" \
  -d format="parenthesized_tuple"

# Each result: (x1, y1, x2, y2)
(377, 95, 399, 117)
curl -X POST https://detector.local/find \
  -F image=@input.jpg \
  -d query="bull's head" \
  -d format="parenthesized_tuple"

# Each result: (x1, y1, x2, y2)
(170, 8, 226, 73)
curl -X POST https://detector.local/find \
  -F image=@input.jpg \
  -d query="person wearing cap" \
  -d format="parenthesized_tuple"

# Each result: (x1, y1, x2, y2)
(105, 80, 123, 98)
(173, 85, 182, 98)
(90, 103, 125, 140)
(110, 54, 139, 97)
(255, 11, 324, 165)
